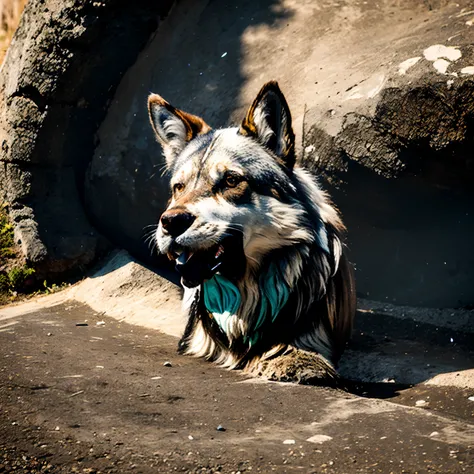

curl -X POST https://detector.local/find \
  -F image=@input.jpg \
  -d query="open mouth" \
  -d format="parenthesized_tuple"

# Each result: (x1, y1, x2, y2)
(169, 233, 244, 288)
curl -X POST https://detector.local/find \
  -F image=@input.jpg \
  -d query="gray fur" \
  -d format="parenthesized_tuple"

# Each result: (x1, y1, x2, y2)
(148, 82, 356, 377)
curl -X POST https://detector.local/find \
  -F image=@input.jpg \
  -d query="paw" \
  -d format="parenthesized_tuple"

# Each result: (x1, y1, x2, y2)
(246, 347, 340, 385)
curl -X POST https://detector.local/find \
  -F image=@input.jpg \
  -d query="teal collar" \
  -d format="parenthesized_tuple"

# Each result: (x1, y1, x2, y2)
(202, 262, 290, 346)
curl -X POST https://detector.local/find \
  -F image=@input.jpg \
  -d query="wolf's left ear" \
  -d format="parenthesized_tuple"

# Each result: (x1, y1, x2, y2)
(148, 94, 211, 167)
(239, 81, 296, 170)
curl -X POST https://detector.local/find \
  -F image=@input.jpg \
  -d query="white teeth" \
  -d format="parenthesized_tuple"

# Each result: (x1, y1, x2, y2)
(215, 245, 225, 259)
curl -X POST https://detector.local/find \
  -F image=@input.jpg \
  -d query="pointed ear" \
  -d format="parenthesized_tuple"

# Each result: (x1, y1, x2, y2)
(239, 81, 296, 169)
(148, 94, 211, 167)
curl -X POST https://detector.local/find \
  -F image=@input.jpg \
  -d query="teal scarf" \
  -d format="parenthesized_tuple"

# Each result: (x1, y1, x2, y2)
(202, 262, 290, 346)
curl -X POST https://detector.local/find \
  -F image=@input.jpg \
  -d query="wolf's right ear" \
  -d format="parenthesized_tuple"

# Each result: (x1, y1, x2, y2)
(148, 94, 211, 167)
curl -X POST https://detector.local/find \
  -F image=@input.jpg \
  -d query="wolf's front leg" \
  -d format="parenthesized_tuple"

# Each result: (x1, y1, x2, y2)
(246, 346, 340, 386)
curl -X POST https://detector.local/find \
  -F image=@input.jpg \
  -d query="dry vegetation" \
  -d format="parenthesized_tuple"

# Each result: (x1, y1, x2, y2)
(0, 0, 27, 64)
(1, 1, 30, 303)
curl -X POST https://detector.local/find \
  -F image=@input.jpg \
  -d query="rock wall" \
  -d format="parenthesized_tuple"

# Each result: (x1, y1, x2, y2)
(87, 0, 474, 307)
(1, 0, 474, 307)
(0, 0, 174, 276)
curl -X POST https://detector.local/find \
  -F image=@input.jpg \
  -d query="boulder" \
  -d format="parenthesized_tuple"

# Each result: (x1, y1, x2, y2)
(0, 0, 174, 276)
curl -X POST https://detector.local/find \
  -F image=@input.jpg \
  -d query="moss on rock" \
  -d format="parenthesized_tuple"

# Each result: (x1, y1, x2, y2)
(0, 203, 35, 304)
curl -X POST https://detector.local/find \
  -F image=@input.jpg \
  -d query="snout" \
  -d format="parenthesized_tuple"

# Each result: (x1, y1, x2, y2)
(160, 209, 196, 238)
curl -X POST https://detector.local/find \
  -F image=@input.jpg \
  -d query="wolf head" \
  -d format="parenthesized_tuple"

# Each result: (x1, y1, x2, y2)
(149, 82, 339, 290)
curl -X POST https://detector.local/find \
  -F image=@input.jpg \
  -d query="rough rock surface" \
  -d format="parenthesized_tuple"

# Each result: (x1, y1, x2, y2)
(2, 0, 474, 308)
(0, 0, 174, 276)
(88, 0, 474, 307)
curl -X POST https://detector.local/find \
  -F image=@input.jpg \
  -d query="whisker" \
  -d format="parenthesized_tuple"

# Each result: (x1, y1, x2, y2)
(149, 240, 158, 256)
(144, 234, 155, 245)
(143, 228, 157, 238)
(225, 225, 244, 233)
(145, 237, 157, 252)
(223, 227, 244, 235)
(143, 229, 158, 243)
(147, 161, 169, 181)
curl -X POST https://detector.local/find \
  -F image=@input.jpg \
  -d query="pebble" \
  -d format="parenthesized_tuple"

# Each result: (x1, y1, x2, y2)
(283, 439, 296, 445)
(163, 361, 172, 367)
(306, 434, 332, 444)
(468, 396, 474, 402)
(415, 400, 428, 407)
(216, 425, 226, 432)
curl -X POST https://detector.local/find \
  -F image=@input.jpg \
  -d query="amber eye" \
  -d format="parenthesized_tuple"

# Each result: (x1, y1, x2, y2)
(173, 183, 185, 193)
(225, 175, 240, 188)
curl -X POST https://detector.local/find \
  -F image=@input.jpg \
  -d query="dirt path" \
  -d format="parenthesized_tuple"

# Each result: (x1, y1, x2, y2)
(0, 302, 473, 473)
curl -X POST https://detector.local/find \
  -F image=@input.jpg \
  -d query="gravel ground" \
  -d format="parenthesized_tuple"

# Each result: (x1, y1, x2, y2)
(0, 302, 473, 473)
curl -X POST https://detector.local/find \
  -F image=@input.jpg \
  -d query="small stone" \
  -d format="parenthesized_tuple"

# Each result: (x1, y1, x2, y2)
(54, 426, 60, 431)
(468, 396, 474, 402)
(163, 361, 172, 367)
(216, 425, 226, 432)
(47, 333, 53, 336)
(306, 434, 332, 444)
(430, 431, 439, 437)
(96, 321, 105, 326)
(415, 400, 428, 407)
(283, 439, 296, 445)
(188, 435, 194, 440)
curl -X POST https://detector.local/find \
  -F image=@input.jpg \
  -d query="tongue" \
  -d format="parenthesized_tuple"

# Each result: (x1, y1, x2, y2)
(175, 248, 217, 288)
(176, 249, 193, 267)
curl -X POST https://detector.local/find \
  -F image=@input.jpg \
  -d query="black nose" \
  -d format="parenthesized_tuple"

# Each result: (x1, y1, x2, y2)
(160, 210, 196, 237)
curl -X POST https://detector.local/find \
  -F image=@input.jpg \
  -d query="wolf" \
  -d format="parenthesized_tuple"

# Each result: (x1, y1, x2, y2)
(148, 81, 355, 384)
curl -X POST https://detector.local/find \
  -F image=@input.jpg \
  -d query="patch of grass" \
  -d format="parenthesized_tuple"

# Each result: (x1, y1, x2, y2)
(0, 204, 15, 258)
(0, 203, 36, 304)
(1, 204, 70, 305)
(0, 266, 35, 292)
